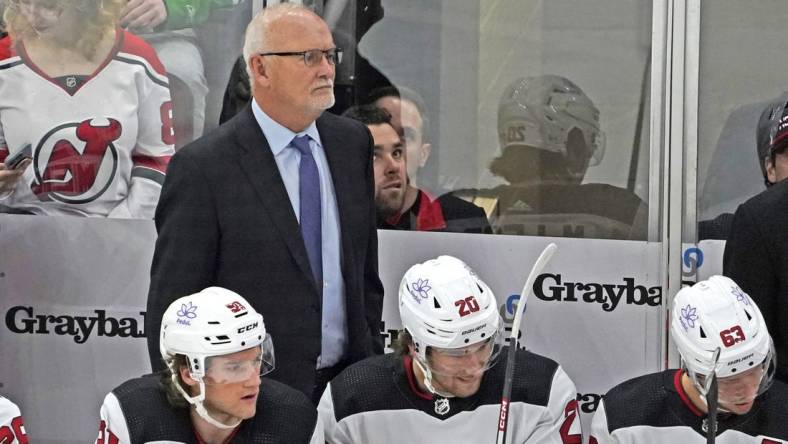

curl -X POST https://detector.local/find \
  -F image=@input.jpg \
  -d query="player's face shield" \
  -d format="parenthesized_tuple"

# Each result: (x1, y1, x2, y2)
(203, 337, 275, 385)
(690, 349, 776, 414)
(425, 326, 504, 377)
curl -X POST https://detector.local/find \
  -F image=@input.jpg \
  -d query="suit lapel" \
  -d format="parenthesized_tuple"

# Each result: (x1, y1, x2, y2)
(231, 106, 318, 292)
(317, 115, 355, 275)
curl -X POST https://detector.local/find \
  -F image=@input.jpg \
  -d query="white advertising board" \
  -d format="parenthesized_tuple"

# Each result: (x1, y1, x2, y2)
(0, 215, 695, 443)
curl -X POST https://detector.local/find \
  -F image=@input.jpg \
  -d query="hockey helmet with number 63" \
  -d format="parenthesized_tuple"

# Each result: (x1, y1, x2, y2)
(671, 276, 774, 396)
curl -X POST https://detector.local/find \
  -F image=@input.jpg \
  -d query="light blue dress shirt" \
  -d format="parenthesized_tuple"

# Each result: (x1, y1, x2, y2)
(252, 100, 347, 369)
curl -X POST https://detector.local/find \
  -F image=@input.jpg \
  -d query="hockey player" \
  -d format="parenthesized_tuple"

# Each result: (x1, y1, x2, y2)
(318, 255, 582, 443)
(0, 0, 174, 218)
(455, 75, 647, 240)
(96, 287, 323, 443)
(0, 396, 27, 444)
(590, 276, 788, 443)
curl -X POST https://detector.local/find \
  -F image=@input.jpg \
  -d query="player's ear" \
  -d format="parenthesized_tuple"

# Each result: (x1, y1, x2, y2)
(179, 365, 199, 387)
(766, 157, 778, 184)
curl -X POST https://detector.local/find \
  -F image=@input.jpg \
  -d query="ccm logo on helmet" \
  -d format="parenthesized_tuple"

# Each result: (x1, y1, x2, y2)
(237, 322, 258, 334)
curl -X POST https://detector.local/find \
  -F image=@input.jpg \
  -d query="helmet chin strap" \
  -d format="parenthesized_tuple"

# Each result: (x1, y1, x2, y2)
(693, 384, 732, 414)
(413, 356, 455, 398)
(171, 372, 241, 430)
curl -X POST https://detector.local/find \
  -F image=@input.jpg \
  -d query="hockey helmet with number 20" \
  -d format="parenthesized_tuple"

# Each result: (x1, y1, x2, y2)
(671, 276, 775, 400)
(399, 256, 503, 395)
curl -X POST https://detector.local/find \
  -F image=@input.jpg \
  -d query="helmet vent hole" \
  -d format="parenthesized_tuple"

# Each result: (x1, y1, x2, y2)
(207, 321, 220, 325)
(212, 335, 232, 345)
(235, 312, 248, 319)
(241, 341, 246, 346)
(731, 368, 737, 373)
(699, 327, 707, 339)
(204, 337, 210, 341)
(434, 299, 441, 309)
(464, 338, 470, 344)
(476, 283, 483, 293)
(745, 310, 753, 321)
(749, 361, 754, 367)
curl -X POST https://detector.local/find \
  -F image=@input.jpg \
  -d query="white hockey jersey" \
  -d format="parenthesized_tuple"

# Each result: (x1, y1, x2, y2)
(318, 350, 582, 444)
(0, 396, 27, 444)
(590, 369, 788, 443)
(0, 30, 174, 218)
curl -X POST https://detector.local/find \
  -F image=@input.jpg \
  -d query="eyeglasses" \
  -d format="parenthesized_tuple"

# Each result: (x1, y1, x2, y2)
(258, 48, 343, 67)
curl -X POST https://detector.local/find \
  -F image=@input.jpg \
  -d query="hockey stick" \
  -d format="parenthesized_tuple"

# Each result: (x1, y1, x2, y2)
(705, 347, 721, 444)
(495, 242, 558, 444)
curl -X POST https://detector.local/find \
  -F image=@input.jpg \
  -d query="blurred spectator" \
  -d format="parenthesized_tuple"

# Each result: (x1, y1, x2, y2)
(219, 0, 390, 122)
(0, 0, 174, 218)
(0, 395, 27, 444)
(455, 75, 647, 240)
(358, 90, 491, 233)
(700, 93, 788, 240)
(323, 0, 391, 114)
(121, 0, 249, 148)
(723, 95, 788, 384)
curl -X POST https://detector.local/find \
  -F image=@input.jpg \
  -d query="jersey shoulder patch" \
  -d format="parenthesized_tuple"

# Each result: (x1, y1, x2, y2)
(117, 30, 167, 76)
(0, 36, 17, 61)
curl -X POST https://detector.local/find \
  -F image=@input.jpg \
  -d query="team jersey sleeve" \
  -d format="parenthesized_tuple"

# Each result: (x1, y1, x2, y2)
(310, 411, 325, 444)
(317, 383, 356, 444)
(0, 397, 28, 444)
(524, 366, 582, 444)
(0, 119, 9, 200)
(95, 392, 131, 444)
(588, 399, 615, 444)
(108, 36, 174, 219)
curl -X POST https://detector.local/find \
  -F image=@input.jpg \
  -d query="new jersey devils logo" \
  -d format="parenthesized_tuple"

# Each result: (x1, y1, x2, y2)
(31, 118, 122, 204)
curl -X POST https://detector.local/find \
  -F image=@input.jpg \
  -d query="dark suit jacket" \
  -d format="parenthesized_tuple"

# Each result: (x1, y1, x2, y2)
(723, 179, 788, 384)
(146, 105, 385, 396)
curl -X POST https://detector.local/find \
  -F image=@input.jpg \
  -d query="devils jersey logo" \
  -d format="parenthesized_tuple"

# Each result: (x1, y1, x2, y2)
(31, 118, 122, 204)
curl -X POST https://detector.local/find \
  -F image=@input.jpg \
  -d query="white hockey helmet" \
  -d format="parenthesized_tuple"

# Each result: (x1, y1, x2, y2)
(671, 276, 774, 396)
(399, 256, 503, 384)
(160, 287, 274, 428)
(497, 75, 605, 178)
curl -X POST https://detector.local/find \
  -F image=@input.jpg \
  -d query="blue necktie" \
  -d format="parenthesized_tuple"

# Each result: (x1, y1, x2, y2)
(291, 135, 322, 287)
